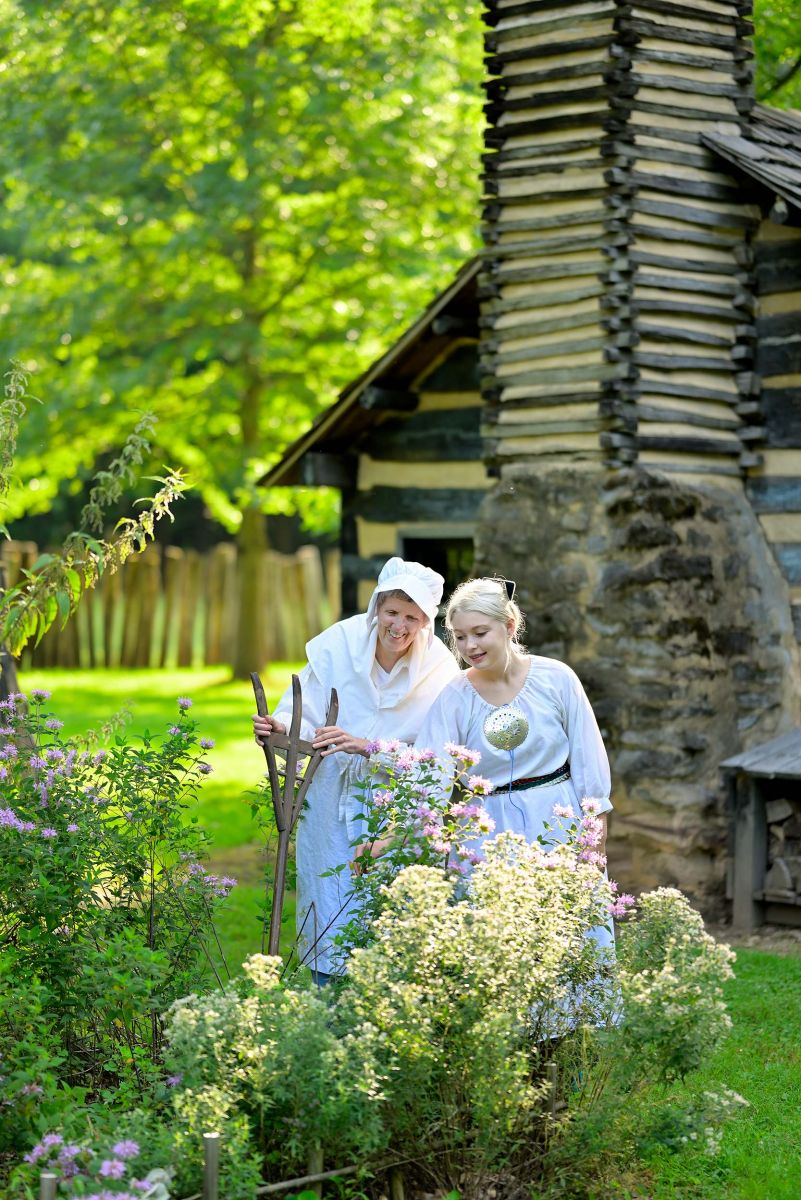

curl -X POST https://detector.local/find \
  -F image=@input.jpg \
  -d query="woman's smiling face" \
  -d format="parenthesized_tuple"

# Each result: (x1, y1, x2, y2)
(449, 609, 512, 671)
(375, 595, 427, 665)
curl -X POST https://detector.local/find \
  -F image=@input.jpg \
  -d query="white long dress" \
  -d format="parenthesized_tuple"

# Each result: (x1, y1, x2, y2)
(414, 655, 615, 953)
(273, 614, 459, 975)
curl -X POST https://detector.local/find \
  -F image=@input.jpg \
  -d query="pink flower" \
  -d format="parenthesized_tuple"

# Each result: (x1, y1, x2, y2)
(444, 742, 482, 766)
(67, 823, 79, 833)
(372, 789, 392, 809)
(608, 893, 636, 918)
(476, 812, 496, 835)
(99, 1159, 126, 1179)
(112, 1140, 140, 1160)
(581, 797, 603, 815)
(552, 803, 576, 819)
(40, 827, 57, 839)
(177, 697, 193, 710)
(467, 775, 492, 795)
(199, 737, 215, 749)
(416, 748, 437, 762)
(394, 748, 420, 771)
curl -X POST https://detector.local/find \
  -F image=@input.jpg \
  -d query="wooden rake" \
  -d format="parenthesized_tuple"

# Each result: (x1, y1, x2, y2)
(250, 672, 338, 955)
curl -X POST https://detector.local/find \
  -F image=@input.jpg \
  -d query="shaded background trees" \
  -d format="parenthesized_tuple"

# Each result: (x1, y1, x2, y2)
(1, 0, 797, 673)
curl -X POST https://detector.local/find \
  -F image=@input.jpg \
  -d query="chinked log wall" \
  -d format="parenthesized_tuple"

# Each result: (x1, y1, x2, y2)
(481, 0, 758, 478)
(1, 541, 339, 670)
(747, 225, 801, 637)
(347, 347, 491, 613)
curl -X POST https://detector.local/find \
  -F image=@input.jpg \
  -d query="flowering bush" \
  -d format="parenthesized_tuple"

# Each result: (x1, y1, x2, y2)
(0, 689, 234, 1139)
(328, 739, 497, 961)
(161, 953, 388, 1189)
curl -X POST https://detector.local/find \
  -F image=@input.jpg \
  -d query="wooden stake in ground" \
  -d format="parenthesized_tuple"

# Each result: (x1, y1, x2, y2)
(251, 672, 338, 956)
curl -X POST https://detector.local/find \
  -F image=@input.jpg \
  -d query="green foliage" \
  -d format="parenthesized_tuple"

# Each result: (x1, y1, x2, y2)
(754, 0, 801, 107)
(0, 0, 483, 537)
(164, 954, 389, 1179)
(0, 365, 187, 656)
(0, 688, 233, 1138)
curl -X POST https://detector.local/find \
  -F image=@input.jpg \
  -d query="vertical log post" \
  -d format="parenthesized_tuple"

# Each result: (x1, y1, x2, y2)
(251, 673, 338, 956)
(39, 1173, 58, 1200)
(203, 1132, 221, 1200)
(547, 1061, 558, 1118)
(306, 1143, 324, 1199)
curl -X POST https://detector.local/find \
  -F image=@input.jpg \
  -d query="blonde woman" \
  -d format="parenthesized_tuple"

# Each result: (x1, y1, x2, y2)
(415, 576, 612, 866)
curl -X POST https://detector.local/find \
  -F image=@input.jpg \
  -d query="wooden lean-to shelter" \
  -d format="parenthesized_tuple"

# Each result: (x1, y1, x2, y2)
(264, 0, 801, 912)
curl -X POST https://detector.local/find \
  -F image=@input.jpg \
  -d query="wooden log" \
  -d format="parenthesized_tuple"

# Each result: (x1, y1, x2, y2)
(617, 16, 750, 54)
(119, 557, 142, 669)
(484, 86, 608, 120)
(630, 296, 743, 321)
(205, 543, 235, 666)
(491, 335, 606, 365)
(368, 408, 482, 461)
(625, 169, 744, 203)
(482, 282, 606, 314)
(490, 232, 605, 257)
(160, 546, 183, 668)
(745, 477, 801, 518)
(485, 113, 608, 146)
(298, 453, 353, 487)
(754, 242, 801, 294)
(100, 563, 120, 668)
(484, 209, 608, 235)
(359, 385, 418, 412)
(634, 195, 758, 230)
(353, 487, 487, 523)
(759, 389, 801, 448)
(633, 350, 734, 371)
(634, 433, 741, 454)
(757, 340, 801, 378)
(298, 545, 328, 638)
(619, 0, 744, 29)
(485, 63, 609, 94)
(176, 550, 201, 667)
(635, 402, 740, 430)
(632, 270, 739, 296)
(773, 544, 801, 584)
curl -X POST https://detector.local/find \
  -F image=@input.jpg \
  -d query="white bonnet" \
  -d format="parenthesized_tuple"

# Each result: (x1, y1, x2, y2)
(366, 556, 445, 631)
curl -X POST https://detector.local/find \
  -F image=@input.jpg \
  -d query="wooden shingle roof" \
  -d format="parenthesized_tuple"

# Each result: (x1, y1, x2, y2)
(720, 727, 801, 779)
(703, 104, 801, 217)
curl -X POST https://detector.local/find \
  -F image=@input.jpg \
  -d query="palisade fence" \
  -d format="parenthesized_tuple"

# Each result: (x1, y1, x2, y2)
(1, 541, 341, 670)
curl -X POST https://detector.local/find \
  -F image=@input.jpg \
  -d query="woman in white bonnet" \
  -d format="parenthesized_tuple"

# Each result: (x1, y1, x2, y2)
(253, 556, 459, 981)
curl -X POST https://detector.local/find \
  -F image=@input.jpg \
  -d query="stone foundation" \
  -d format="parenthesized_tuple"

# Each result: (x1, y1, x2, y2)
(475, 467, 801, 910)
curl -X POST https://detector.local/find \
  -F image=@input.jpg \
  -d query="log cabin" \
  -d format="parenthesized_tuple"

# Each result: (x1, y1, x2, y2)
(262, 0, 801, 910)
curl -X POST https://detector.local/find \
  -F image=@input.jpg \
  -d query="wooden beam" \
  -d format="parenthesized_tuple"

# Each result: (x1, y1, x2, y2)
(748, 477, 801, 513)
(298, 454, 355, 488)
(353, 486, 487, 523)
(358, 385, 418, 412)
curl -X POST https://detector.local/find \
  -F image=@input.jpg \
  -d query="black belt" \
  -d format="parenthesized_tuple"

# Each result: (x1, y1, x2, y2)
(491, 760, 570, 794)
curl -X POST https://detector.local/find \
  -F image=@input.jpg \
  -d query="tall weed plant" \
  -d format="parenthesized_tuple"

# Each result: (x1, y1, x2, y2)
(0, 689, 234, 1152)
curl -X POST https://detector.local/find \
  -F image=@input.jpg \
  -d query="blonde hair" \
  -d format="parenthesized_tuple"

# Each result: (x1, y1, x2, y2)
(445, 577, 524, 655)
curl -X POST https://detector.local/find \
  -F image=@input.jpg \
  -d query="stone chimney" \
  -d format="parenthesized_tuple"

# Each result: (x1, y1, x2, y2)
(477, 0, 801, 906)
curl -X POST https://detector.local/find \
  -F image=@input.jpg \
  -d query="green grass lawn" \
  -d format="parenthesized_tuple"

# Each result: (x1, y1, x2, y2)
(18, 664, 301, 970)
(14, 668, 801, 1196)
(645, 946, 801, 1200)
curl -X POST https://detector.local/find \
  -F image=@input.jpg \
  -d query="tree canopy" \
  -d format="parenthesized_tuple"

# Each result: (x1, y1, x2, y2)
(0, 0, 484, 539)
